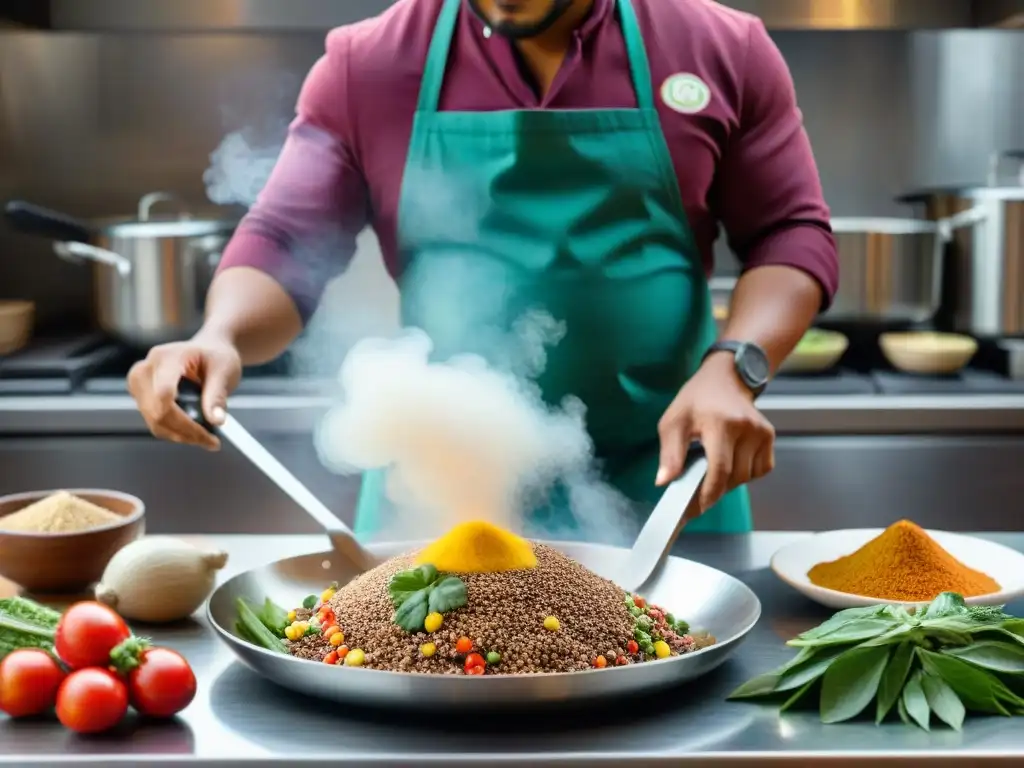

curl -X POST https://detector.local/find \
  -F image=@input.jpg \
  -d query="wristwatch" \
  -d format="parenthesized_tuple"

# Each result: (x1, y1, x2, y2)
(702, 340, 770, 397)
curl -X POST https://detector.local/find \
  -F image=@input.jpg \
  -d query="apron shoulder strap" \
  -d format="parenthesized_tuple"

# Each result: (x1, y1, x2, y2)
(417, 0, 462, 113)
(416, 0, 656, 113)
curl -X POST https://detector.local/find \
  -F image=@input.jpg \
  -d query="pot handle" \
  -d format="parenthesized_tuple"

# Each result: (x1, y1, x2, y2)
(3, 200, 95, 243)
(938, 205, 988, 239)
(53, 241, 132, 277)
(138, 191, 191, 222)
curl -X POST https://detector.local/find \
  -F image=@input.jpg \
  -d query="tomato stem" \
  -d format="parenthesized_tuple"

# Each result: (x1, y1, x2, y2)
(108, 636, 151, 674)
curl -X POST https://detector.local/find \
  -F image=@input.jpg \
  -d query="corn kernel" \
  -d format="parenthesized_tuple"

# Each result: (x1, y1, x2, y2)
(330, 632, 345, 646)
(420, 642, 437, 658)
(424, 612, 443, 633)
(287, 609, 297, 622)
(653, 641, 671, 659)
(321, 587, 337, 603)
(543, 616, 560, 631)
(345, 648, 366, 667)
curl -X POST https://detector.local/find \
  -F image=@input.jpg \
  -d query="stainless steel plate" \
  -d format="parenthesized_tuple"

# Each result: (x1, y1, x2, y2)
(207, 540, 761, 708)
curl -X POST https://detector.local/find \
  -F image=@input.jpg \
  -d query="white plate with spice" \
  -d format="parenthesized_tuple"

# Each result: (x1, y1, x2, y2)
(771, 526, 1024, 610)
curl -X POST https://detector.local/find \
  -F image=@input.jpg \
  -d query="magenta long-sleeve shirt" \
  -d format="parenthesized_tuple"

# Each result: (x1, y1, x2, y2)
(218, 0, 839, 321)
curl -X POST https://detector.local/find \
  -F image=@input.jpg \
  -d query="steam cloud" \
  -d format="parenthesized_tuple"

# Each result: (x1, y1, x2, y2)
(315, 315, 641, 545)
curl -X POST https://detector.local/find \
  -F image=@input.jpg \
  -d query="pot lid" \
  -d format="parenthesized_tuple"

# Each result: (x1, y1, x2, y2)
(899, 185, 1024, 202)
(99, 217, 238, 238)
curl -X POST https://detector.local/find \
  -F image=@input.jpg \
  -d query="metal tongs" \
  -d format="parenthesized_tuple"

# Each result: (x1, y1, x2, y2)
(176, 380, 379, 574)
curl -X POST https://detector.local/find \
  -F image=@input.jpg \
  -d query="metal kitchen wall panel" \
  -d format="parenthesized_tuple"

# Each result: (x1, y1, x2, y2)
(46, 0, 977, 30)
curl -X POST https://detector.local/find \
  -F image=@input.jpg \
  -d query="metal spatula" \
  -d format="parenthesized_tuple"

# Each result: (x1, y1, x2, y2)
(619, 443, 708, 594)
(176, 380, 379, 574)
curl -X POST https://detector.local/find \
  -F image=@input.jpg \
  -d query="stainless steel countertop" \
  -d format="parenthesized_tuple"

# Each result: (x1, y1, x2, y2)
(3, 393, 1024, 435)
(3, 532, 1024, 766)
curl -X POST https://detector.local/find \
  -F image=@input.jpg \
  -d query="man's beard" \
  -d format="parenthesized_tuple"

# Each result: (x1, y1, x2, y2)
(467, 0, 576, 39)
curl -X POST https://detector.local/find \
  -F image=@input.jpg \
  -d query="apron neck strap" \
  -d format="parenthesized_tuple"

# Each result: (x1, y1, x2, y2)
(417, 0, 656, 113)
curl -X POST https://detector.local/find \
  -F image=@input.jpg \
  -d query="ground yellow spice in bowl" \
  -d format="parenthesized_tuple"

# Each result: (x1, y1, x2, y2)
(0, 489, 145, 592)
(806, 520, 1000, 602)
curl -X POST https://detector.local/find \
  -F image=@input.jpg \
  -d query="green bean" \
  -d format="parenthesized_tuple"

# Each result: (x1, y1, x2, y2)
(236, 598, 289, 654)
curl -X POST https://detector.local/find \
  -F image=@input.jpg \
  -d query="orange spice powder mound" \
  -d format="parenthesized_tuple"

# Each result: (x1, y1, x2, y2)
(807, 520, 1000, 602)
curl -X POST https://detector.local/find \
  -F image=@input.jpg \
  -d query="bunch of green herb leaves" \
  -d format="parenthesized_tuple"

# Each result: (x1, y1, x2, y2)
(729, 592, 1024, 731)
(387, 564, 467, 632)
(0, 597, 61, 660)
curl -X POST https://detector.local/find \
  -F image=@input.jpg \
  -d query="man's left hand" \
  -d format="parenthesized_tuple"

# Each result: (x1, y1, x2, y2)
(655, 353, 775, 513)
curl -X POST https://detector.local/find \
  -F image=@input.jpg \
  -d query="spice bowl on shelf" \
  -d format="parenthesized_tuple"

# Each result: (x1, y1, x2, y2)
(770, 525, 1024, 610)
(0, 489, 145, 593)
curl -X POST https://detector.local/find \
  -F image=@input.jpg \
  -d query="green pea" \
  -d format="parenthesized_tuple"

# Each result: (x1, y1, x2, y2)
(486, 651, 501, 665)
(628, 605, 642, 617)
(664, 612, 676, 625)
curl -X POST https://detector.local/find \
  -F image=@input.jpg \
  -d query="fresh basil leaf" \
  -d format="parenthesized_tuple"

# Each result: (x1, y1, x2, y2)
(393, 589, 430, 632)
(876, 641, 916, 724)
(427, 576, 467, 614)
(388, 565, 439, 607)
(902, 670, 931, 730)
(819, 645, 890, 724)
(1000, 618, 1024, 637)
(728, 647, 818, 700)
(897, 697, 910, 725)
(780, 678, 819, 712)
(728, 671, 783, 700)
(921, 669, 966, 731)
(918, 648, 1015, 715)
(921, 592, 968, 620)
(943, 640, 1024, 674)
(776, 644, 852, 693)
(788, 618, 898, 648)
(975, 626, 1024, 648)
(796, 607, 900, 641)
(861, 624, 921, 648)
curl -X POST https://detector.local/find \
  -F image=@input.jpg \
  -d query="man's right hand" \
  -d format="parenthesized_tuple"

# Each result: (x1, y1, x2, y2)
(127, 336, 243, 451)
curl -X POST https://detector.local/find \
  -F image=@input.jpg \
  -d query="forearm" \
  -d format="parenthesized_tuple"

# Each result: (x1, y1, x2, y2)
(721, 264, 822, 372)
(195, 267, 303, 366)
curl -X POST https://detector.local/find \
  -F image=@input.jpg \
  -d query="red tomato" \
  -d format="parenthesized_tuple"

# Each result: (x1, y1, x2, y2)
(126, 648, 196, 718)
(0, 649, 65, 718)
(465, 665, 485, 676)
(464, 653, 485, 672)
(56, 668, 128, 734)
(55, 602, 131, 670)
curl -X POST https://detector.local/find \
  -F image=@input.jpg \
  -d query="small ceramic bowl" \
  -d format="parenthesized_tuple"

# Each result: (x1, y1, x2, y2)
(779, 330, 849, 375)
(879, 332, 978, 375)
(0, 489, 145, 593)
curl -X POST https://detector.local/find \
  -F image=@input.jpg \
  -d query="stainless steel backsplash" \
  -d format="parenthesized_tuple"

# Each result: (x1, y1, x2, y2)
(1, 28, 1022, 327)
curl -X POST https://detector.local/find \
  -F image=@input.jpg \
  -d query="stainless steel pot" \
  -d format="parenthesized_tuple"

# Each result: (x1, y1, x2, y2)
(901, 181, 1024, 338)
(5, 192, 238, 348)
(825, 217, 952, 323)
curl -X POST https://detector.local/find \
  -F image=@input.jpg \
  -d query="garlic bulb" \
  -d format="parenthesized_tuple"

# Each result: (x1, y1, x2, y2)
(95, 536, 228, 624)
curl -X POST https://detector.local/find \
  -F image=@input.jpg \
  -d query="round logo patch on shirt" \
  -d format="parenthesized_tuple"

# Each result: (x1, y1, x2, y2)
(660, 73, 712, 115)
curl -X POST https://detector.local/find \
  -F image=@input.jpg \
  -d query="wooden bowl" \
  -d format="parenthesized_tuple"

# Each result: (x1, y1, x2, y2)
(879, 332, 978, 375)
(0, 301, 34, 355)
(0, 490, 145, 593)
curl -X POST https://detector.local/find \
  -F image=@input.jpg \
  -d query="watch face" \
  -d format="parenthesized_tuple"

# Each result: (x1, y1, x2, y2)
(737, 343, 770, 387)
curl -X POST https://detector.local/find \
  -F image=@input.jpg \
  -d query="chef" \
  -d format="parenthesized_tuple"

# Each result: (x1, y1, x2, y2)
(128, 0, 839, 537)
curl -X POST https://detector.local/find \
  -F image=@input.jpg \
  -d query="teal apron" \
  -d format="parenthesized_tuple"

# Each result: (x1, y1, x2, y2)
(353, 0, 752, 538)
